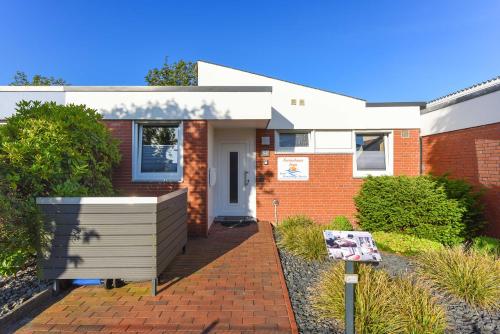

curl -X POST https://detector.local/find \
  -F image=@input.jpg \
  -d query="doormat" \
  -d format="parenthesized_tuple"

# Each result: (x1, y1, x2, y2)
(215, 216, 256, 228)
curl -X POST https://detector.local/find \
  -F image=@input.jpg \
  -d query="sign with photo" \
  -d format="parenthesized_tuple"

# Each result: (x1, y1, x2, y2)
(323, 230, 382, 262)
(277, 157, 309, 181)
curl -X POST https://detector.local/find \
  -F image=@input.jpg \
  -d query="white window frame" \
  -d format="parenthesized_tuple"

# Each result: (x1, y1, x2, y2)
(274, 130, 353, 154)
(132, 121, 184, 182)
(274, 130, 314, 153)
(352, 130, 393, 178)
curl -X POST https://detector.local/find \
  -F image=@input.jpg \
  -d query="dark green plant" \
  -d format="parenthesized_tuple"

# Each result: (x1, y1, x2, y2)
(0, 101, 121, 276)
(431, 174, 486, 238)
(330, 216, 354, 231)
(145, 57, 197, 86)
(10, 71, 68, 86)
(355, 176, 465, 245)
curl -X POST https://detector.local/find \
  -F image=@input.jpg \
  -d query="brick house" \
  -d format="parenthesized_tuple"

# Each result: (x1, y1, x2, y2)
(0, 63, 498, 236)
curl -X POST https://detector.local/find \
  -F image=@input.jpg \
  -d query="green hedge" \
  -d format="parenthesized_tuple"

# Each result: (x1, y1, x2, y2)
(355, 175, 469, 245)
(0, 101, 121, 276)
(372, 232, 444, 256)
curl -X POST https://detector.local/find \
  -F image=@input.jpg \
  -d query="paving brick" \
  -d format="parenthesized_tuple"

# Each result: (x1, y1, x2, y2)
(15, 222, 295, 334)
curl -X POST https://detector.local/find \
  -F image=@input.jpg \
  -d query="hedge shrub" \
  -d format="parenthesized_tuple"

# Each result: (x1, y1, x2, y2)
(355, 176, 466, 245)
(329, 216, 354, 231)
(0, 101, 121, 276)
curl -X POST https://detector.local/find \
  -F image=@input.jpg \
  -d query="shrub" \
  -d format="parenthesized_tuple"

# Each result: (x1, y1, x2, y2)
(417, 247, 500, 310)
(372, 231, 444, 256)
(471, 236, 500, 256)
(0, 101, 121, 276)
(432, 174, 486, 238)
(277, 215, 345, 261)
(329, 216, 354, 231)
(355, 175, 465, 245)
(312, 263, 446, 334)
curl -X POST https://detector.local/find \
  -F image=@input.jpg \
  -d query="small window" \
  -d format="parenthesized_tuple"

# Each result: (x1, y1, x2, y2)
(279, 132, 309, 148)
(291, 99, 297, 105)
(299, 99, 305, 106)
(276, 131, 312, 153)
(354, 132, 392, 177)
(133, 122, 183, 181)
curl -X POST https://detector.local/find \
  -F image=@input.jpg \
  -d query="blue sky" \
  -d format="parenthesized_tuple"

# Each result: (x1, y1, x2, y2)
(0, 0, 499, 101)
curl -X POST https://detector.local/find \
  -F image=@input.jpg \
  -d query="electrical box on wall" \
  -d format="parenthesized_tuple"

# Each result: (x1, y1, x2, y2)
(209, 168, 217, 186)
(261, 136, 270, 145)
(261, 149, 270, 157)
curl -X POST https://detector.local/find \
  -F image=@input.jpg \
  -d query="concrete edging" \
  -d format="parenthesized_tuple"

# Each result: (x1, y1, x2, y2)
(268, 222, 299, 334)
(0, 288, 52, 327)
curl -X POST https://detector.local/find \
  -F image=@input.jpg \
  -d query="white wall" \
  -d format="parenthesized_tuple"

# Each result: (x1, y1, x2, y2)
(0, 91, 65, 119)
(198, 61, 421, 130)
(420, 90, 500, 136)
(0, 88, 272, 121)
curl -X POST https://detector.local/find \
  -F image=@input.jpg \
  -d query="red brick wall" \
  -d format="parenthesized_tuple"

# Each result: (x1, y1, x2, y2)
(256, 129, 420, 224)
(105, 120, 208, 237)
(422, 123, 500, 237)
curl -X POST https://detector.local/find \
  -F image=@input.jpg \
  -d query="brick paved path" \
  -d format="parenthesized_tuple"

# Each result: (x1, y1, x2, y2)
(16, 221, 297, 334)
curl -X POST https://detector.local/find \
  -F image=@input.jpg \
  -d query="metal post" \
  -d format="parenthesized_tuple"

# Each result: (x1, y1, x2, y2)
(52, 279, 60, 296)
(345, 261, 357, 334)
(151, 278, 157, 296)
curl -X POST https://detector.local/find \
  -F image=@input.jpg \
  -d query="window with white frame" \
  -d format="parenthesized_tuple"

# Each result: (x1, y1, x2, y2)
(132, 122, 183, 182)
(353, 132, 393, 177)
(275, 130, 352, 153)
(276, 131, 312, 153)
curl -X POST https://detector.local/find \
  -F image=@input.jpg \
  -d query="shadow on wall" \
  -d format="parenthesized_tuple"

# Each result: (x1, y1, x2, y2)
(424, 110, 500, 237)
(101, 99, 231, 120)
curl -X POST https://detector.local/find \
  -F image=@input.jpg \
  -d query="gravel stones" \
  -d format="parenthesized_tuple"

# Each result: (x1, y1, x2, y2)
(0, 262, 51, 318)
(274, 230, 499, 334)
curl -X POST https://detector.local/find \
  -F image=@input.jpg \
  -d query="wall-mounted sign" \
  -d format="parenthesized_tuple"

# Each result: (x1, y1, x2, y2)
(323, 230, 382, 262)
(277, 157, 309, 181)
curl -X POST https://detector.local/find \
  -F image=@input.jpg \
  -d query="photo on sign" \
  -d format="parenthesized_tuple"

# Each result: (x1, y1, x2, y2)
(323, 230, 382, 262)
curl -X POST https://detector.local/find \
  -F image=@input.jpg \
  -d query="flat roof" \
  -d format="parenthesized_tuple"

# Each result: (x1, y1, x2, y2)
(0, 86, 273, 92)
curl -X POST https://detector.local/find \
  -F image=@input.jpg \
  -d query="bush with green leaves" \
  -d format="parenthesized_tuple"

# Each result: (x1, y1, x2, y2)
(372, 231, 444, 256)
(471, 236, 500, 256)
(0, 101, 121, 276)
(329, 216, 354, 231)
(432, 174, 485, 237)
(312, 263, 446, 334)
(417, 247, 500, 310)
(355, 175, 466, 245)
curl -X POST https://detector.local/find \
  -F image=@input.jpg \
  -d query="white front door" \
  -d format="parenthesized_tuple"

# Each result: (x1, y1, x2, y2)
(217, 142, 251, 216)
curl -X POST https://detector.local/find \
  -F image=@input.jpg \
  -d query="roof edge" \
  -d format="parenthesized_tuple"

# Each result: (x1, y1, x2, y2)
(422, 81, 500, 114)
(197, 60, 366, 102)
(366, 102, 426, 108)
(0, 86, 273, 93)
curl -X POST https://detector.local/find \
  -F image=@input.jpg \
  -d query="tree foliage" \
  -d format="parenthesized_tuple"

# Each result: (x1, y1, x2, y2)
(10, 71, 68, 86)
(145, 57, 197, 86)
(0, 101, 120, 276)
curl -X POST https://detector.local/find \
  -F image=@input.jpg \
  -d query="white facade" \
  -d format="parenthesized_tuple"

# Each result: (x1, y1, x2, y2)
(420, 89, 500, 136)
(197, 61, 421, 130)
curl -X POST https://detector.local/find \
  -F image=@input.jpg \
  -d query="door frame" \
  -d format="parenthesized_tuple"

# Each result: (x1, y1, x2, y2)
(213, 129, 256, 218)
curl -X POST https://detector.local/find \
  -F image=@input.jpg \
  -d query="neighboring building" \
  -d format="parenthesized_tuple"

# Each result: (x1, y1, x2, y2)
(421, 77, 500, 237)
(0, 62, 497, 237)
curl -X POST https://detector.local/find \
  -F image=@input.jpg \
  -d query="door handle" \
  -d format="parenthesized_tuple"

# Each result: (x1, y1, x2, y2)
(244, 171, 250, 186)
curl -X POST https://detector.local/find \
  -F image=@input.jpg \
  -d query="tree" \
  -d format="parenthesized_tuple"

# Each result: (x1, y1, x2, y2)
(145, 57, 197, 86)
(10, 71, 68, 86)
(0, 101, 120, 275)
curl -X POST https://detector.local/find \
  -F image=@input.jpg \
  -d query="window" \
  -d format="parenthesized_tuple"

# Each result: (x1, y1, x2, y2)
(276, 131, 312, 152)
(132, 122, 183, 182)
(353, 132, 392, 177)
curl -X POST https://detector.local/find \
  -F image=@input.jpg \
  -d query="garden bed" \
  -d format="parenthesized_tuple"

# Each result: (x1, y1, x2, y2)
(0, 262, 51, 319)
(274, 231, 499, 334)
